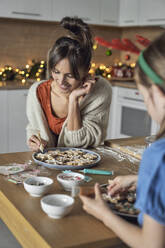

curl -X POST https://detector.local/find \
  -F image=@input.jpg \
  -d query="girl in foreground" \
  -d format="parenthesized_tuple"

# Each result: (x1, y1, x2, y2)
(80, 32, 165, 248)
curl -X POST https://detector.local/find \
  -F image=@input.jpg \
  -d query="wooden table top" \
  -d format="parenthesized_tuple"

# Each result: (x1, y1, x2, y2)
(0, 142, 142, 248)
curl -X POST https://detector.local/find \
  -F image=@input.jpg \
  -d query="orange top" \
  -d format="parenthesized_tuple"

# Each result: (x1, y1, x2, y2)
(37, 80, 66, 135)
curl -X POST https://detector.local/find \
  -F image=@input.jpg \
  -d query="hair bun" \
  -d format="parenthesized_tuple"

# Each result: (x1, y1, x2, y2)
(60, 16, 83, 35)
(60, 16, 93, 49)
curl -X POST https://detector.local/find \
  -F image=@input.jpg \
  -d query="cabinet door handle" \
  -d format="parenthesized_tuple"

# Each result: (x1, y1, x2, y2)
(24, 93, 28, 97)
(103, 19, 116, 23)
(12, 11, 41, 17)
(147, 18, 165, 22)
(124, 20, 135, 23)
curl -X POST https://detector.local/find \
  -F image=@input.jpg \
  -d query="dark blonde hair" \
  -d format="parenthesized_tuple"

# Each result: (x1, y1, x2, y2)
(135, 32, 165, 140)
(48, 16, 93, 81)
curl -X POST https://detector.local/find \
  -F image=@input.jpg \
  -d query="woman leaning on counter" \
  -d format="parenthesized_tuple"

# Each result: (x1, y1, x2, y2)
(26, 16, 112, 152)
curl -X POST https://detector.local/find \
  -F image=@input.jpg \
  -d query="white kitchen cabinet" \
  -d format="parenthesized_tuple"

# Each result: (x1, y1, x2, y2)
(7, 89, 29, 153)
(1, 0, 165, 27)
(0, 91, 8, 153)
(0, 0, 51, 21)
(51, 0, 100, 25)
(100, 0, 138, 27)
(139, 0, 165, 26)
(100, 0, 119, 26)
(119, 0, 139, 27)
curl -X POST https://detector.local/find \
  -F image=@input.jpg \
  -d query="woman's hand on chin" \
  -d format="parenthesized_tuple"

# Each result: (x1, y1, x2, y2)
(69, 76, 96, 102)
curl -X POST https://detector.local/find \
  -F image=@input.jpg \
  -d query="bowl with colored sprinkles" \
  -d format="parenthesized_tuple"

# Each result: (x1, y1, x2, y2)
(57, 172, 85, 191)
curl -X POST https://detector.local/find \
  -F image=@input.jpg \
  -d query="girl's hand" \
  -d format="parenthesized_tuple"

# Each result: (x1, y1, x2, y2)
(79, 183, 110, 222)
(28, 135, 47, 152)
(69, 76, 96, 101)
(107, 175, 138, 196)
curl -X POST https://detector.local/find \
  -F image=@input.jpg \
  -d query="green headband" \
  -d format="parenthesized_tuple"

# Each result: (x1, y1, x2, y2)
(138, 51, 164, 85)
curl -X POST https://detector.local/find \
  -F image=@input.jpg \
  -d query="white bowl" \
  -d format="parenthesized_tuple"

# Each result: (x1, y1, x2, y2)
(23, 176, 53, 197)
(40, 194, 74, 219)
(57, 172, 85, 191)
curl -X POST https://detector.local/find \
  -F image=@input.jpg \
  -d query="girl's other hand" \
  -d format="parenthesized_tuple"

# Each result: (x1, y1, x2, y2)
(107, 175, 138, 196)
(79, 183, 110, 222)
(28, 135, 47, 152)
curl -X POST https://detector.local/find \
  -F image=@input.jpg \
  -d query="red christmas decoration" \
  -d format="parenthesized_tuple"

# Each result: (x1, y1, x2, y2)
(125, 54, 130, 60)
(94, 34, 151, 54)
(136, 34, 151, 47)
(122, 38, 140, 54)
(94, 36, 140, 54)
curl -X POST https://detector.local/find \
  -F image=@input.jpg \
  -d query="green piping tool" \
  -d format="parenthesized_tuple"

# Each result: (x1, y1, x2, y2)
(79, 169, 114, 175)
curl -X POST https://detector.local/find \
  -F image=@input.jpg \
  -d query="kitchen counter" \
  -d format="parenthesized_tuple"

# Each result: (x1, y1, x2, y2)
(110, 80, 137, 89)
(0, 78, 137, 90)
(0, 80, 34, 90)
(109, 78, 137, 89)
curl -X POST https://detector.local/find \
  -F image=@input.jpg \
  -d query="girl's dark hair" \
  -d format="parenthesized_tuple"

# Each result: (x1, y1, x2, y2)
(48, 16, 93, 80)
(134, 32, 165, 140)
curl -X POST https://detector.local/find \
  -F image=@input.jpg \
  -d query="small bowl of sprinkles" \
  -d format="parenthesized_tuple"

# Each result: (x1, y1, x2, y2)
(57, 172, 85, 191)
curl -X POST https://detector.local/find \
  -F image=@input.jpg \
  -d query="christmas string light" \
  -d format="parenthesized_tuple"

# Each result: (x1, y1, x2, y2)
(0, 59, 135, 82)
(0, 60, 47, 82)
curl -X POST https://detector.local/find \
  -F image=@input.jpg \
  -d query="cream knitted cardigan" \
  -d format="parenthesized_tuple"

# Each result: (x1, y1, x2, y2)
(26, 76, 112, 148)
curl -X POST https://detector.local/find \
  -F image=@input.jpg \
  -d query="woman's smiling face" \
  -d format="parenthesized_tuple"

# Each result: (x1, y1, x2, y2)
(51, 58, 83, 95)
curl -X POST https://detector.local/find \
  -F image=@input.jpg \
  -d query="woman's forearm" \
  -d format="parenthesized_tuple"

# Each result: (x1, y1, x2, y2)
(67, 97, 82, 130)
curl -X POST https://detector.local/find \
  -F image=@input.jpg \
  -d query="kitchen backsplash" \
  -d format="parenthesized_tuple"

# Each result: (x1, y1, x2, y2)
(0, 18, 164, 68)
(120, 26, 164, 62)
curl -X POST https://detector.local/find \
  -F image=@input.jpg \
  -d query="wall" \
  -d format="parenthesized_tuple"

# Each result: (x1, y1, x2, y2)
(0, 18, 164, 69)
(120, 26, 165, 63)
(0, 18, 121, 69)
